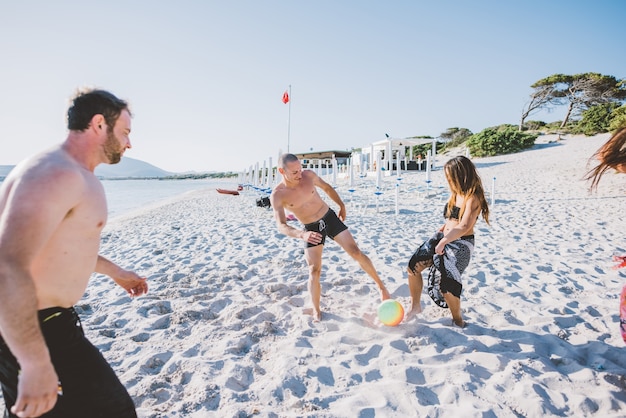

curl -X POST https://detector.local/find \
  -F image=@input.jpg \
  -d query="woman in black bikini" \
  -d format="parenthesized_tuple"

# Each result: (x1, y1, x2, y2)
(406, 156, 490, 327)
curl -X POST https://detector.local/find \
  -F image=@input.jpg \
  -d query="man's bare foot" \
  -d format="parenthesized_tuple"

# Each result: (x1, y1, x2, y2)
(404, 305, 422, 321)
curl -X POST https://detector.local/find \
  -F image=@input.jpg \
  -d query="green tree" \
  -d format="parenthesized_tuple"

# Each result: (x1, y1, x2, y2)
(523, 73, 626, 129)
(439, 127, 473, 149)
(519, 83, 559, 131)
(467, 125, 537, 157)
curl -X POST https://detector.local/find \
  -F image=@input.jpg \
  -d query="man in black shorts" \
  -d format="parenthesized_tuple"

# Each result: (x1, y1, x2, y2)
(302, 208, 348, 248)
(0, 89, 148, 417)
(271, 154, 390, 321)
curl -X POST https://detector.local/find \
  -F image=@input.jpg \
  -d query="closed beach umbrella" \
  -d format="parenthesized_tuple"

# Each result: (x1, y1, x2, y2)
(349, 157, 354, 188)
(376, 152, 382, 188)
(426, 152, 432, 184)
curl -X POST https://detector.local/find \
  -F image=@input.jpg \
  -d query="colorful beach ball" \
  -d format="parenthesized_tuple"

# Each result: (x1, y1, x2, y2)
(377, 299, 404, 327)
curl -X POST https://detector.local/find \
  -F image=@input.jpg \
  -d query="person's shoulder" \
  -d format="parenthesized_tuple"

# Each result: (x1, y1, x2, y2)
(270, 182, 287, 202)
(464, 194, 482, 210)
(302, 169, 320, 183)
(271, 182, 287, 194)
(16, 148, 89, 190)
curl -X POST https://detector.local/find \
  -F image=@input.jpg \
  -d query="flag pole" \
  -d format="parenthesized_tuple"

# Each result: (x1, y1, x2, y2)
(287, 84, 291, 153)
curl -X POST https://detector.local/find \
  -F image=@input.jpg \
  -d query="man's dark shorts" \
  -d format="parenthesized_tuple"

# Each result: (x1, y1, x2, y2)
(0, 307, 137, 418)
(303, 208, 348, 248)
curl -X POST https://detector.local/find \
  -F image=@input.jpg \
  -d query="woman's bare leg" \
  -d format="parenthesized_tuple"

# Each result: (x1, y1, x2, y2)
(443, 292, 465, 328)
(405, 260, 432, 320)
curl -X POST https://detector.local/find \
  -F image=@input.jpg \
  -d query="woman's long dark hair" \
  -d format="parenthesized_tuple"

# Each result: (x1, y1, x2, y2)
(584, 127, 626, 191)
(443, 156, 490, 225)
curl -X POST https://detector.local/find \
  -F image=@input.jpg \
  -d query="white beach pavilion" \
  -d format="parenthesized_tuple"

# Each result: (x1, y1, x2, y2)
(353, 136, 438, 175)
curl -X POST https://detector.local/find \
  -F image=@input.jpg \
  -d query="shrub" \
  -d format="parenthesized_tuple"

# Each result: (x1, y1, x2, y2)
(609, 105, 626, 131)
(573, 103, 619, 135)
(410, 142, 444, 158)
(467, 125, 538, 157)
(522, 120, 546, 131)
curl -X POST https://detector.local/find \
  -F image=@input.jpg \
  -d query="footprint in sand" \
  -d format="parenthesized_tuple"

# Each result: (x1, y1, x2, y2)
(354, 344, 382, 366)
(141, 352, 173, 375)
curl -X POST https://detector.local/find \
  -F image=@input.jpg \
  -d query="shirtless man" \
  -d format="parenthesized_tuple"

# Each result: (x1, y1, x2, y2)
(270, 153, 391, 321)
(0, 89, 148, 417)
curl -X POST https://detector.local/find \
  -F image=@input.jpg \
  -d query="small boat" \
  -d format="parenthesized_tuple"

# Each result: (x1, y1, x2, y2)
(216, 188, 240, 196)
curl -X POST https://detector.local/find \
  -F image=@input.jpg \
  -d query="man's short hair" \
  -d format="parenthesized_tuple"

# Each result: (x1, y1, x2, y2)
(67, 89, 130, 132)
(279, 153, 299, 168)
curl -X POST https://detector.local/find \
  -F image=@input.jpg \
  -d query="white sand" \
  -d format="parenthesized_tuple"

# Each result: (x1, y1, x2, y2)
(39, 134, 626, 416)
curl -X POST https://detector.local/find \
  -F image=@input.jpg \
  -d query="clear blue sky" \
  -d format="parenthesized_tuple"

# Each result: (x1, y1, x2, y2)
(1, 1, 624, 173)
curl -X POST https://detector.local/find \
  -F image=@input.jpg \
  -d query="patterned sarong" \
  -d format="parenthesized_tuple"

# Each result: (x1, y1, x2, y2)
(427, 234, 474, 308)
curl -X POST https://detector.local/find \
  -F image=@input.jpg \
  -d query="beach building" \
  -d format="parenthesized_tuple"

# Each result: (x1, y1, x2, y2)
(240, 137, 440, 188)
(354, 136, 438, 175)
(294, 150, 352, 169)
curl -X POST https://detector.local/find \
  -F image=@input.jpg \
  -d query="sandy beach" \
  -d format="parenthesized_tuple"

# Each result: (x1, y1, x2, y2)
(31, 134, 626, 417)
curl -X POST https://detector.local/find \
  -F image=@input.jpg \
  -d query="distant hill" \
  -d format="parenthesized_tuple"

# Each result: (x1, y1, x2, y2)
(95, 157, 174, 178)
(0, 157, 174, 180)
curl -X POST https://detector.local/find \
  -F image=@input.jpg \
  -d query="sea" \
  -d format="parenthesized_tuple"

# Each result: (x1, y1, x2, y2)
(0, 178, 238, 219)
(101, 178, 237, 219)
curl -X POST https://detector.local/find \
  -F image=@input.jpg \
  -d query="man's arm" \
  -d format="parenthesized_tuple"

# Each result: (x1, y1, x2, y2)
(95, 256, 148, 297)
(0, 166, 83, 417)
(312, 174, 347, 221)
(270, 190, 322, 245)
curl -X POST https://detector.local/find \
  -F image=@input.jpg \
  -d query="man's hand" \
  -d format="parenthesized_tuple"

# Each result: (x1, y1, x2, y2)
(112, 269, 148, 297)
(302, 231, 323, 246)
(11, 361, 59, 417)
(337, 205, 347, 221)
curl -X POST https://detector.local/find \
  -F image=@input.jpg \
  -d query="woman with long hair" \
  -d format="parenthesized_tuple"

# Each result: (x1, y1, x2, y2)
(584, 128, 626, 340)
(585, 127, 626, 191)
(406, 156, 490, 327)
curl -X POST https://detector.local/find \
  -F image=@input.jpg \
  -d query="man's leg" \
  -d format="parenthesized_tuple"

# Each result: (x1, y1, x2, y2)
(304, 245, 324, 321)
(333, 230, 390, 301)
(41, 309, 137, 418)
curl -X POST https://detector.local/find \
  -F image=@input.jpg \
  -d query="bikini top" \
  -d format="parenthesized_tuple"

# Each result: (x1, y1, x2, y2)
(443, 204, 461, 220)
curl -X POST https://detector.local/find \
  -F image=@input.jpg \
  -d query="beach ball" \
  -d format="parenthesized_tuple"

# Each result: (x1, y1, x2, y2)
(377, 299, 404, 327)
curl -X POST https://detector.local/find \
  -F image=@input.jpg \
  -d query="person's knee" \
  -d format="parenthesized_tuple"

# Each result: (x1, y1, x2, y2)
(408, 264, 421, 275)
(409, 260, 431, 275)
(308, 264, 322, 277)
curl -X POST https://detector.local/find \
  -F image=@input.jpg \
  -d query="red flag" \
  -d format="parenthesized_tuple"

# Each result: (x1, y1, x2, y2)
(282, 90, 289, 104)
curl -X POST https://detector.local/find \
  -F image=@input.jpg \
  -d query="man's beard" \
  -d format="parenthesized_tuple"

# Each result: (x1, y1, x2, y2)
(103, 129, 123, 164)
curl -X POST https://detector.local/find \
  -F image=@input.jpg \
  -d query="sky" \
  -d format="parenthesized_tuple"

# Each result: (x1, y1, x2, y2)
(1, 1, 624, 173)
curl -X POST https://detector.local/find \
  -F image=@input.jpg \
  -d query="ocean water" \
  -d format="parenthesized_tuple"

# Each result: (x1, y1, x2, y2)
(0, 177, 240, 219)
(101, 178, 237, 219)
